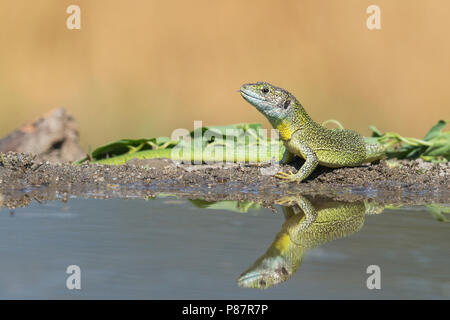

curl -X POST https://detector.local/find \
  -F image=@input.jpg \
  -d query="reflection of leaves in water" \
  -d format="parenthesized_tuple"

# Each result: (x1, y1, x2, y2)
(4, 194, 263, 214)
(384, 204, 450, 223)
(144, 195, 262, 213)
(152, 195, 450, 222)
(189, 199, 261, 213)
(426, 204, 450, 222)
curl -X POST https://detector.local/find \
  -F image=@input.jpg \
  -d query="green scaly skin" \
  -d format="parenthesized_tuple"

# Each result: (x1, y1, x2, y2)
(240, 82, 386, 182)
(237, 195, 384, 289)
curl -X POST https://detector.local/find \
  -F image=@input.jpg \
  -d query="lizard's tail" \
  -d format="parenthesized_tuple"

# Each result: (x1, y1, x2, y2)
(363, 138, 386, 163)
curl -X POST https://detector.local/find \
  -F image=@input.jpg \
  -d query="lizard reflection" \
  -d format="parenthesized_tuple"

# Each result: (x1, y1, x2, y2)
(238, 195, 383, 289)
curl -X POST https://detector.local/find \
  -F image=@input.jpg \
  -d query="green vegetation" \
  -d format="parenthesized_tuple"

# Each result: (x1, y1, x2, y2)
(75, 123, 283, 165)
(76, 120, 449, 164)
(369, 120, 450, 162)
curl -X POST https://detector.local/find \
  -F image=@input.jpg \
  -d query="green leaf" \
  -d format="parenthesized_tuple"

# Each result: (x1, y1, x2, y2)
(90, 138, 156, 159)
(405, 146, 427, 159)
(155, 136, 171, 144)
(423, 120, 447, 141)
(363, 136, 381, 145)
(369, 125, 383, 137)
(424, 143, 450, 157)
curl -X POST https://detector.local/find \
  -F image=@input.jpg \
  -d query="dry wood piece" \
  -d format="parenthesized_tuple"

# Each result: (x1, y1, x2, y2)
(0, 108, 84, 162)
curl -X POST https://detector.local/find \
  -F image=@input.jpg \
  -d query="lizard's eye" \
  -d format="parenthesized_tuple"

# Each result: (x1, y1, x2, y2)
(283, 99, 291, 109)
(261, 87, 269, 94)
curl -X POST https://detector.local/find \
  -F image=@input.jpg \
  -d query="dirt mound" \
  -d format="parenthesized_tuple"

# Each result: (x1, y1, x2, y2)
(0, 152, 449, 209)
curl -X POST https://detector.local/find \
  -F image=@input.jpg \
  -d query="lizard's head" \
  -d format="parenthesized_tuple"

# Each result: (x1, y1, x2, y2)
(237, 256, 296, 289)
(240, 82, 296, 124)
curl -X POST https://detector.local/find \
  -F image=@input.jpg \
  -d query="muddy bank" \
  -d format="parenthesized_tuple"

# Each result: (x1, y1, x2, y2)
(0, 152, 449, 209)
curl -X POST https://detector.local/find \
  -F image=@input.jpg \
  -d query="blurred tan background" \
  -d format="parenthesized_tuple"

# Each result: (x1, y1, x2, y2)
(0, 0, 449, 150)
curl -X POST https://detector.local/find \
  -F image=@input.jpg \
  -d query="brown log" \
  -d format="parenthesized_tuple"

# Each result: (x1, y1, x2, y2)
(0, 108, 85, 162)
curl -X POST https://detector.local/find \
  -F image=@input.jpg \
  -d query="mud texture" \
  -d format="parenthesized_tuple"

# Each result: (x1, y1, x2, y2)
(0, 152, 449, 209)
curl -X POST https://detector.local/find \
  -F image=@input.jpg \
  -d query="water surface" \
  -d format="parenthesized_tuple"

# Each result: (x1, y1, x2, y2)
(0, 197, 448, 299)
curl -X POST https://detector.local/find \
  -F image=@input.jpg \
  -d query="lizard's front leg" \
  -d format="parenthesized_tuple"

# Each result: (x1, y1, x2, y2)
(276, 195, 318, 230)
(275, 142, 318, 183)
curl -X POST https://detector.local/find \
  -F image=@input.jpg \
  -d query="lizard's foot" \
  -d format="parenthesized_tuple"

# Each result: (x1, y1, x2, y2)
(274, 171, 303, 183)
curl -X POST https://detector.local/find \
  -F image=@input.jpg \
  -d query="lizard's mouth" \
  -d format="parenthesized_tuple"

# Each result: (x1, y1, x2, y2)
(240, 89, 265, 102)
(237, 271, 267, 288)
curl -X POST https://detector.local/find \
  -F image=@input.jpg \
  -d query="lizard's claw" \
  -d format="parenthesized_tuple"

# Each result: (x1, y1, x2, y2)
(274, 170, 293, 178)
(274, 171, 303, 183)
(275, 196, 298, 206)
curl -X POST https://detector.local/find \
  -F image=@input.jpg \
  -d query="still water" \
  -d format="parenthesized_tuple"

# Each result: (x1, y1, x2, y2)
(0, 196, 449, 299)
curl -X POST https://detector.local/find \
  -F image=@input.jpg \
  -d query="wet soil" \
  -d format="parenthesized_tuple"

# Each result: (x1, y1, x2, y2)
(0, 152, 449, 209)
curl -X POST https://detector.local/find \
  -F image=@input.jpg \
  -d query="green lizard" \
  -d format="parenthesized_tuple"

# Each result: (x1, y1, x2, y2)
(240, 82, 385, 182)
(238, 195, 383, 289)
